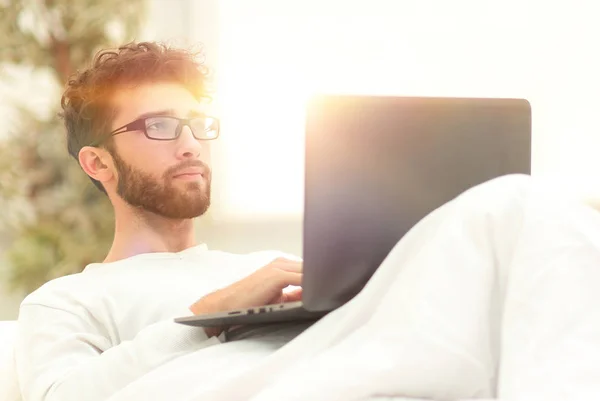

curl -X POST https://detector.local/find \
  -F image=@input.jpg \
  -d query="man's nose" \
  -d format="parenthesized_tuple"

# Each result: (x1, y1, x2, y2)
(175, 124, 202, 159)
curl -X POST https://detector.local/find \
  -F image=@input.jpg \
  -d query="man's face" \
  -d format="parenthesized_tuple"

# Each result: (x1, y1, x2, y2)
(107, 82, 212, 219)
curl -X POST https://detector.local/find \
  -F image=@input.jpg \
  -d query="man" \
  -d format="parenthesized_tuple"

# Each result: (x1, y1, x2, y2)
(15, 42, 305, 401)
(14, 42, 600, 401)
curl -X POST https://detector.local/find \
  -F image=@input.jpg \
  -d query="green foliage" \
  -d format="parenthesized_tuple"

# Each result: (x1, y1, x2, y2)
(0, 0, 146, 293)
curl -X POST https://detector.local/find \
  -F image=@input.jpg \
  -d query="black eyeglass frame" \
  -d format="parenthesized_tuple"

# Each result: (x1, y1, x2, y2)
(89, 115, 220, 147)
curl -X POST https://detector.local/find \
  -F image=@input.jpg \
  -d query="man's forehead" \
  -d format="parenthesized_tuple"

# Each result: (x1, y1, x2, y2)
(110, 82, 207, 125)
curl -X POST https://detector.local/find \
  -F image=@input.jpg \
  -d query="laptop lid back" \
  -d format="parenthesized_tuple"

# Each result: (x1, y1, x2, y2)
(302, 95, 531, 312)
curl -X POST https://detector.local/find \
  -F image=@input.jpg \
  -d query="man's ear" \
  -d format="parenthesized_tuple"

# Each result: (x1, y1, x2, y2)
(78, 146, 115, 185)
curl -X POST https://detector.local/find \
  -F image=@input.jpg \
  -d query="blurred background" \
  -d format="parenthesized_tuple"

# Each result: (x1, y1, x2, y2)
(2, 0, 600, 319)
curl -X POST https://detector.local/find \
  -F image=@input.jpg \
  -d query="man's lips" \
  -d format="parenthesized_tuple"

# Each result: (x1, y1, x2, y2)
(173, 168, 205, 178)
(174, 172, 203, 178)
(173, 173, 204, 182)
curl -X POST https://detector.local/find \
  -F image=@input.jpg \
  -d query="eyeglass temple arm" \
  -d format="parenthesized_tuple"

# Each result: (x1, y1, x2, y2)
(88, 126, 130, 147)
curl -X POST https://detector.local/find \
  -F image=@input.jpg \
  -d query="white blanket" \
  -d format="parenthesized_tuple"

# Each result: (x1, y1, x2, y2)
(101, 175, 600, 401)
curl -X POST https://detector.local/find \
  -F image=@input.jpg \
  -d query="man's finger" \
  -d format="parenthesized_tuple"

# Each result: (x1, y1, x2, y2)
(282, 288, 303, 302)
(273, 261, 303, 273)
(278, 271, 302, 287)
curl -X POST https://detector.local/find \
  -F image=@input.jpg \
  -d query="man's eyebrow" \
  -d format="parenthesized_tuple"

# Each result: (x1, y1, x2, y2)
(133, 109, 177, 121)
(133, 109, 206, 121)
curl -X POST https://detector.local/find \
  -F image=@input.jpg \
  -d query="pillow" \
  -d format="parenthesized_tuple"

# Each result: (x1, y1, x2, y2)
(0, 321, 22, 401)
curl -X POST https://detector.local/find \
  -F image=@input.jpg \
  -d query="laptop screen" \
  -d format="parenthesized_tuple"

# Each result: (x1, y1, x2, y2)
(302, 95, 531, 311)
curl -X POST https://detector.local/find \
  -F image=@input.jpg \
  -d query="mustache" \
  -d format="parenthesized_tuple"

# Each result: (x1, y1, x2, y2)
(164, 160, 211, 179)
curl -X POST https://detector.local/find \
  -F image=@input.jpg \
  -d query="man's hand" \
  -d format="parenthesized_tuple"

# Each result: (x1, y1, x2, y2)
(189, 258, 303, 337)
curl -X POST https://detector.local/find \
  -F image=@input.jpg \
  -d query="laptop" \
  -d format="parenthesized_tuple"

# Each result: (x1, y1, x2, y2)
(175, 95, 532, 328)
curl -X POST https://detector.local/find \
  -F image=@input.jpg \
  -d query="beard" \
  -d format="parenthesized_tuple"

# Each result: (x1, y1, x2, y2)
(110, 150, 211, 219)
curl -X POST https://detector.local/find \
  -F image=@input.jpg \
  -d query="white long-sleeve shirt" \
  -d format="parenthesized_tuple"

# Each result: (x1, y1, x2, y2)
(14, 245, 295, 401)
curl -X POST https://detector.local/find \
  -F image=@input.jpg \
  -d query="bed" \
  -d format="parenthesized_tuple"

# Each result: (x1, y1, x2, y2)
(0, 321, 21, 401)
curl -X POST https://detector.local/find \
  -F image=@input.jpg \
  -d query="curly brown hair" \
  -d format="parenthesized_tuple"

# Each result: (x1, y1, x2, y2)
(60, 41, 209, 193)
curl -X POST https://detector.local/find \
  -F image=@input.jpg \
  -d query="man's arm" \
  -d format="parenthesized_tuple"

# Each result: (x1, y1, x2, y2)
(15, 258, 302, 401)
(15, 303, 219, 401)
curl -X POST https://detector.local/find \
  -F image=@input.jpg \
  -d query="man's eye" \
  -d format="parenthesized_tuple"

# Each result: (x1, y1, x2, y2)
(147, 123, 164, 130)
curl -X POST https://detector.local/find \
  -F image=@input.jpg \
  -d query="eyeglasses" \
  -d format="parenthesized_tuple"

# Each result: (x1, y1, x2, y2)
(91, 115, 220, 146)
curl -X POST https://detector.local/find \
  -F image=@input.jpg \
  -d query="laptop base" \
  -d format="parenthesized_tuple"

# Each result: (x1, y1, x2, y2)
(174, 301, 328, 327)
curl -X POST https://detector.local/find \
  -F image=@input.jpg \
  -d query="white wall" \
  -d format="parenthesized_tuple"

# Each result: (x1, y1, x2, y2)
(215, 0, 600, 207)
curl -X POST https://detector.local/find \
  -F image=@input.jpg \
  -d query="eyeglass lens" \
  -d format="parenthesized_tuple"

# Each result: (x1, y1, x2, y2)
(144, 116, 218, 140)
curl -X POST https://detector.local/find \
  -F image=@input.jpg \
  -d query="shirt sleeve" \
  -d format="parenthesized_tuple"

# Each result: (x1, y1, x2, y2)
(15, 303, 220, 401)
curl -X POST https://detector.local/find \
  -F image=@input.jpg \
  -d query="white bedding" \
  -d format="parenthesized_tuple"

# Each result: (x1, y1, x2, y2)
(9, 175, 600, 401)
(102, 176, 600, 401)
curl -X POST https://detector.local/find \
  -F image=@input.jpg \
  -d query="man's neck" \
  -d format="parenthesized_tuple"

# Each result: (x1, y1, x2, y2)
(104, 207, 197, 263)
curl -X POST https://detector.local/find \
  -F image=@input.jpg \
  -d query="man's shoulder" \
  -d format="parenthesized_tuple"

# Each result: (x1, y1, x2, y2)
(20, 270, 98, 310)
